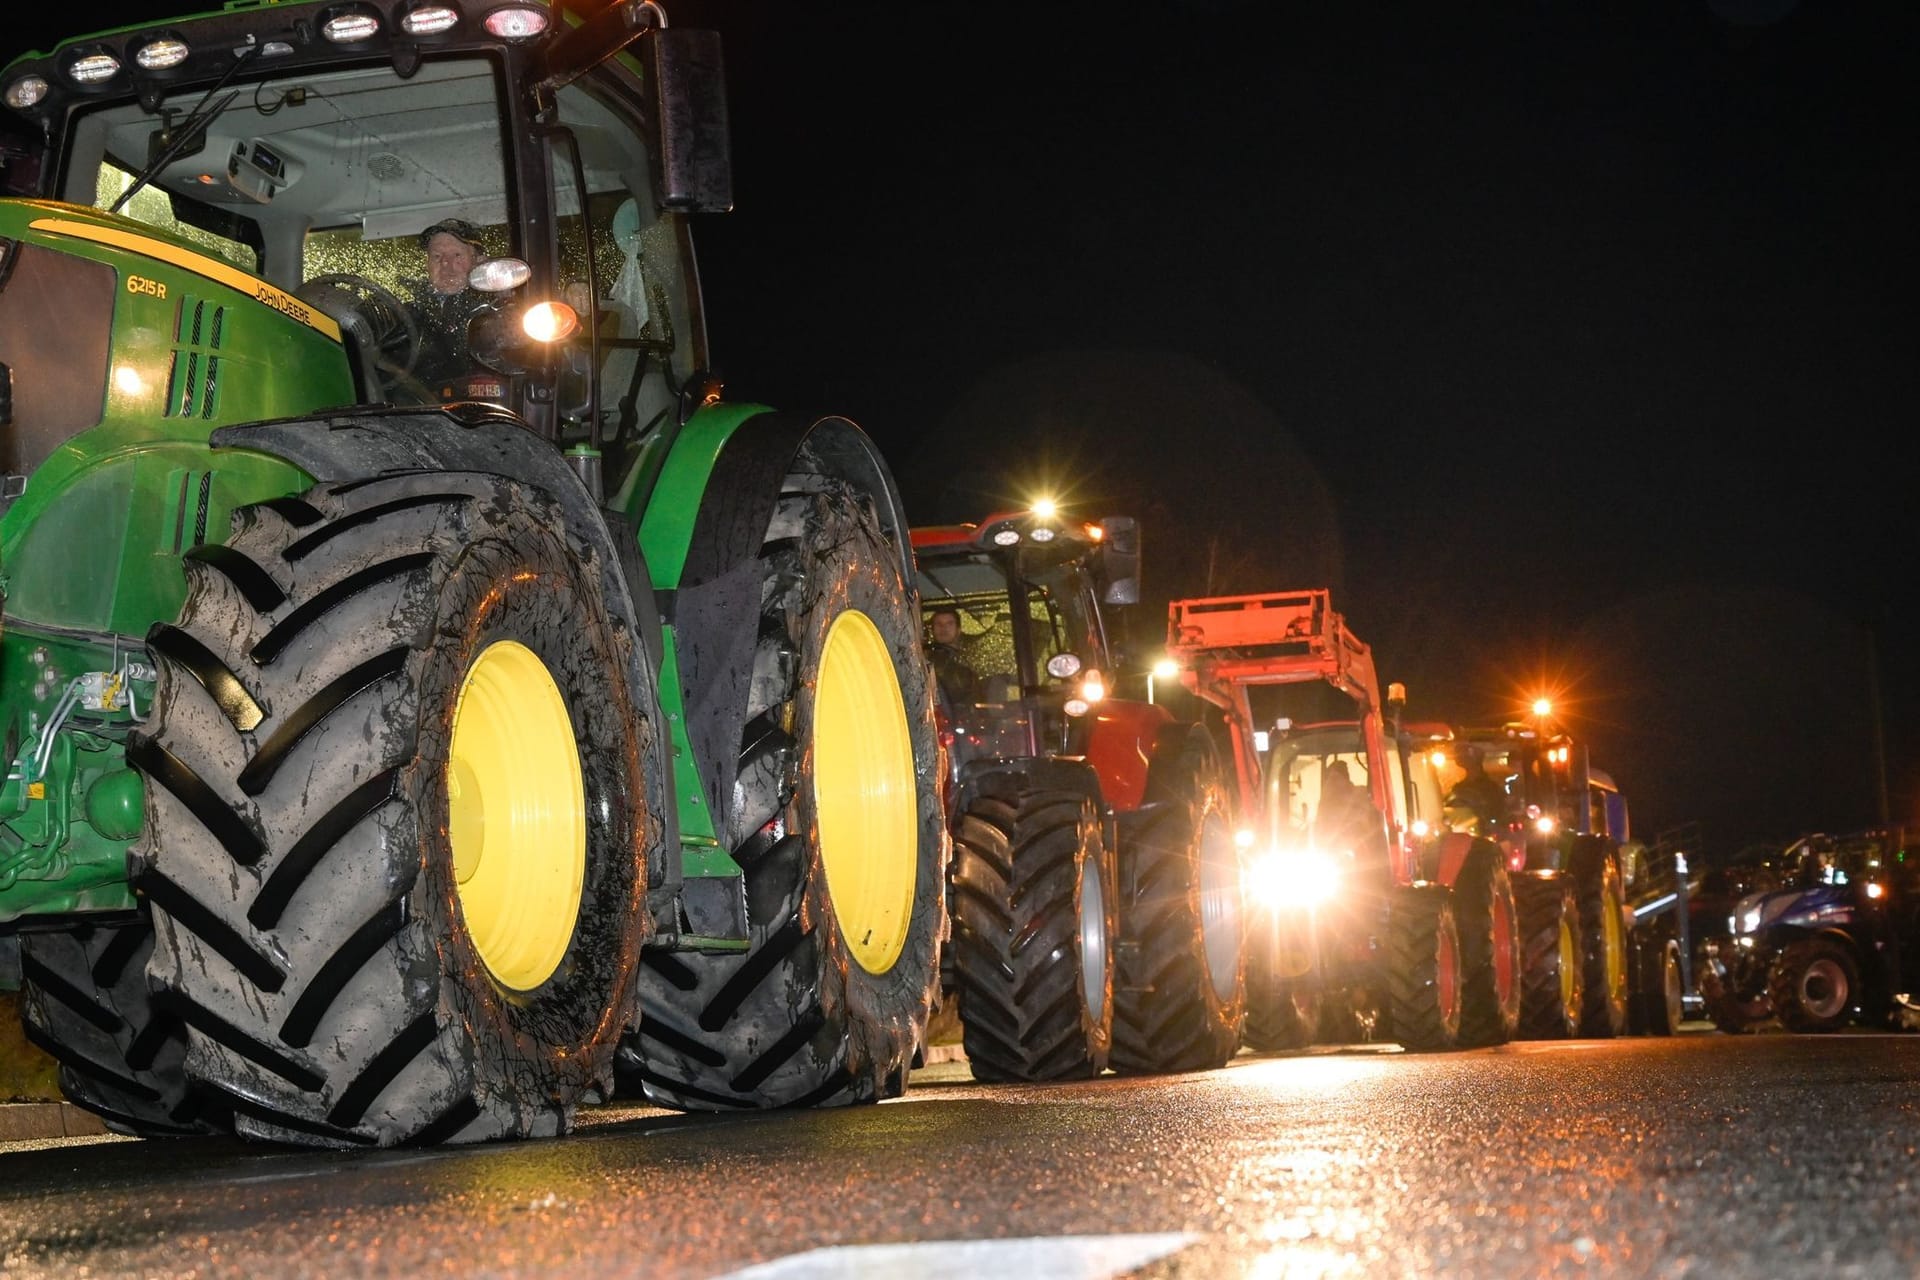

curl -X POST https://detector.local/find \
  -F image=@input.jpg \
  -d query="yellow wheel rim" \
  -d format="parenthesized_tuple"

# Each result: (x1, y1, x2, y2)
(813, 609, 918, 975)
(1603, 888, 1628, 1001)
(1557, 917, 1580, 1018)
(447, 640, 585, 991)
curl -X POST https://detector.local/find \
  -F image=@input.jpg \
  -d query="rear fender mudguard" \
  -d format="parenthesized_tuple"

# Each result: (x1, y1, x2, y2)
(1428, 831, 1479, 889)
(630, 406, 916, 852)
(1083, 698, 1176, 817)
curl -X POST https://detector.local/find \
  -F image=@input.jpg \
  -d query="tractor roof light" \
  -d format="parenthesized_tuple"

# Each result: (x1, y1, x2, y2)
(1532, 697, 1553, 718)
(1085, 523, 1104, 541)
(1063, 697, 1091, 718)
(1030, 526, 1056, 543)
(400, 2, 464, 35)
(991, 528, 1021, 547)
(1045, 652, 1082, 679)
(1031, 497, 1058, 519)
(320, 6, 385, 42)
(134, 38, 193, 71)
(65, 50, 123, 86)
(4, 77, 49, 110)
(1077, 671, 1106, 704)
(1151, 658, 1179, 679)
(483, 5, 552, 38)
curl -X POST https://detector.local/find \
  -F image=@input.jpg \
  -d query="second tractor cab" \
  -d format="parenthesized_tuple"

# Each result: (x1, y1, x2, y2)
(911, 505, 1250, 1082)
(1702, 828, 1920, 1034)
(1164, 589, 1521, 1054)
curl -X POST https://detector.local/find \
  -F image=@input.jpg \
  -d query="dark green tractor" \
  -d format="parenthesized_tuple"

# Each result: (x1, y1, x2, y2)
(0, 0, 946, 1147)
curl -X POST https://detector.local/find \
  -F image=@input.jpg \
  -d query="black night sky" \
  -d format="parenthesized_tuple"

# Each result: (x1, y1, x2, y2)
(14, 0, 1919, 862)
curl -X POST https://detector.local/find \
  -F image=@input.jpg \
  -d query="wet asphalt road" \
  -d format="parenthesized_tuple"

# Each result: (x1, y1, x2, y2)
(1, 1033, 1917, 1279)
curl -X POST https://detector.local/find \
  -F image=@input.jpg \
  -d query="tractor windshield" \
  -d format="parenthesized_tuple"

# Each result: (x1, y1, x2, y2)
(1264, 726, 1381, 858)
(915, 550, 1106, 705)
(63, 58, 513, 409)
(40, 48, 698, 440)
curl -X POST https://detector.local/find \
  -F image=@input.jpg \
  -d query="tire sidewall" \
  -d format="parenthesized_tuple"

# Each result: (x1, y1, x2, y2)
(1077, 796, 1118, 1061)
(409, 513, 651, 1098)
(786, 509, 946, 1073)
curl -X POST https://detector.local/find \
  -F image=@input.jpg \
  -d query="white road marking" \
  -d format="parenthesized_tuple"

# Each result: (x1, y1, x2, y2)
(715, 1232, 1199, 1280)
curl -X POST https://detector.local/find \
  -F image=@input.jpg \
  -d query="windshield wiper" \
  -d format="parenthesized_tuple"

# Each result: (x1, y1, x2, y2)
(110, 45, 258, 214)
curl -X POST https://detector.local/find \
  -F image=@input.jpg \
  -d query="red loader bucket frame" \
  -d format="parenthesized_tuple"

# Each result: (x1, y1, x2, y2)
(1166, 590, 1411, 885)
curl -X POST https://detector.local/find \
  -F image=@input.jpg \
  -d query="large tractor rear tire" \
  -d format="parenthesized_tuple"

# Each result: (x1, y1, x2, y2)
(1512, 872, 1583, 1039)
(17, 916, 227, 1137)
(1767, 937, 1859, 1033)
(1454, 848, 1521, 1048)
(135, 472, 659, 1147)
(949, 783, 1114, 1081)
(1388, 885, 1462, 1052)
(1111, 732, 1246, 1074)
(623, 471, 945, 1109)
(1572, 844, 1630, 1038)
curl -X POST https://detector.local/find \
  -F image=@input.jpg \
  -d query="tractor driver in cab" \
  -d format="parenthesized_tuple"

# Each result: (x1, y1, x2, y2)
(1443, 742, 1507, 837)
(1315, 760, 1380, 856)
(926, 607, 980, 708)
(406, 218, 495, 397)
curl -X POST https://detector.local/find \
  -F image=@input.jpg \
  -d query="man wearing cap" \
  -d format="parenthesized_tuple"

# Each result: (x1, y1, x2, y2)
(404, 218, 493, 393)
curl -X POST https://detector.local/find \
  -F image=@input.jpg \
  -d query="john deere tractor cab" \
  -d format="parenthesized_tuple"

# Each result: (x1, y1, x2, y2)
(0, 0, 948, 1148)
(911, 505, 1250, 1082)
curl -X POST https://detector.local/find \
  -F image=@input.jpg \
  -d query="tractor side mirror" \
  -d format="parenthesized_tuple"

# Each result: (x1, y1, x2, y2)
(644, 28, 734, 214)
(1097, 515, 1140, 606)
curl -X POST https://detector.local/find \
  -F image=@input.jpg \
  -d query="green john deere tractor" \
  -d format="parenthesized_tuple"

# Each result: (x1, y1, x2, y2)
(0, 0, 946, 1147)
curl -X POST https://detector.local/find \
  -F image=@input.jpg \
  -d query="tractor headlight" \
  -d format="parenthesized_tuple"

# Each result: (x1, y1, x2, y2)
(1246, 846, 1345, 910)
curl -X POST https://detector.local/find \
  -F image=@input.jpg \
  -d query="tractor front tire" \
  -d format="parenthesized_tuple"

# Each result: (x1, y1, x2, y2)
(136, 471, 658, 1147)
(1111, 734, 1246, 1074)
(1454, 848, 1521, 1048)
(1629, 937, 1685, 1036)
(950, 784, 1115, 1082)
(1767, 937, 1859, 1033)
(1388, 885, 1462, 1052)
(17, 916, 227, 1137)
(1512, 873, 1583, 1040)
(624, 470, 945, 1110)
(1243, 949, 1322, 1053)
(1572, 846, 1630, 1038)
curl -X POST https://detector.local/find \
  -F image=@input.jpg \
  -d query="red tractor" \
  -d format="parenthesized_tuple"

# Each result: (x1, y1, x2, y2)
(912, 506, 1248, 1081)
(1163, 591, 1522, 1052)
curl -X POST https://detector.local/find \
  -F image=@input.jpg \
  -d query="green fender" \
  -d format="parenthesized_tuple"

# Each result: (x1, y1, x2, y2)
(623, 403, 917, 881)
